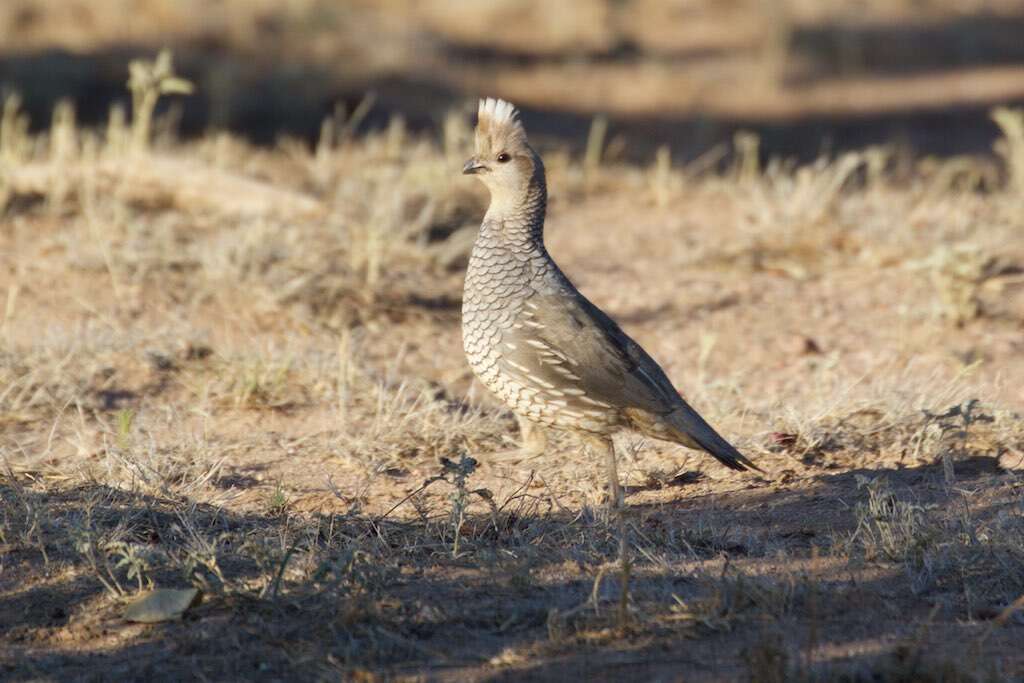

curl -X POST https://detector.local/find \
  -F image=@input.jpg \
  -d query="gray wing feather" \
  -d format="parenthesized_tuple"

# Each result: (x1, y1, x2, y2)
(521, 288, 760, 472)
(525, 289, 681, 414)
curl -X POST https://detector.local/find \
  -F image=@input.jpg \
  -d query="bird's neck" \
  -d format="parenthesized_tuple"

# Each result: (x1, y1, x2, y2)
(481, 172, 547, 250)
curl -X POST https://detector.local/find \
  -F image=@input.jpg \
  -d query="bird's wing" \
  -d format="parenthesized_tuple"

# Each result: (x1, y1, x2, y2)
(505, 288, 683, 416)
(495, 286, 761, 473)
(504, 288, 760, 472)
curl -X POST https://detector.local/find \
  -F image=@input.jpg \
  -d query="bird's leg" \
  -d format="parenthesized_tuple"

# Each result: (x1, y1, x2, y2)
(519, 415, 549, 455)
(601, 436, 623, 512)
(589, 435, 630, 627)
(487, 414, 549, 464)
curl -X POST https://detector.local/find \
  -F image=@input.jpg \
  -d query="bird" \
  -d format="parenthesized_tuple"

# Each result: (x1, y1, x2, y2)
(461, 97, 759, 511)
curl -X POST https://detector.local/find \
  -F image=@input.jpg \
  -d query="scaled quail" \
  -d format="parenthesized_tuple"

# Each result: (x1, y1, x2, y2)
(462, 98, 759, 507)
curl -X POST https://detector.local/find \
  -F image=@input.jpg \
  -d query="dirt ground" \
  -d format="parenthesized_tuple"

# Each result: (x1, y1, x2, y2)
(3, 2, 1024, 681)
(2, 100, 1024, 679)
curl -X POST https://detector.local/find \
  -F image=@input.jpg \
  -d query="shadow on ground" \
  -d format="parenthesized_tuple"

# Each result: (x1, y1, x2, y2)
(2, 456, 1020, 680)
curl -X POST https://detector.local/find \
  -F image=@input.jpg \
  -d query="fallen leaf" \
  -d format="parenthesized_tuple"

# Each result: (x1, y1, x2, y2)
(769, 432, 799, 451)
(123, 588, 201, 623)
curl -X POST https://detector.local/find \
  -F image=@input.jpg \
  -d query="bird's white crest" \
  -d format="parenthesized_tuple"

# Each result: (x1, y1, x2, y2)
(476, 97, 527, 148)
(478, 98, 519, 127)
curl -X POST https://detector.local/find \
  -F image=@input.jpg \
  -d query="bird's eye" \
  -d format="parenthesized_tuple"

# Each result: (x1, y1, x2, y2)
(496, 153, 511, 163)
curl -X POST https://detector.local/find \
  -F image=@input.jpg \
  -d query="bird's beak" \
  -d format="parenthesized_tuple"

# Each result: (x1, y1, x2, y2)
(462, 157, 486, 175)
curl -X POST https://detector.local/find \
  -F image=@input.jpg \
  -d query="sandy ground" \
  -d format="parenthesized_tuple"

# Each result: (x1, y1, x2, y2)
(1, 3, 1024, 677)
(2, 110, 1023, 679)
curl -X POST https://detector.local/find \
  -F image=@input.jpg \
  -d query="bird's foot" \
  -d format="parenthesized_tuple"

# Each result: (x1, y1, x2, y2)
(485, 416, 550, 466)
(484, 445, 546, 466)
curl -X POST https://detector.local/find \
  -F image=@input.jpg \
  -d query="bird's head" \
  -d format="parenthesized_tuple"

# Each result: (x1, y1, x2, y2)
(463, 98, 542, 203)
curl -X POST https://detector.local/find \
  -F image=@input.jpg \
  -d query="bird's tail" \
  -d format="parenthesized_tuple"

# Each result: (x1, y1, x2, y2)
(665, 403, 761, 472)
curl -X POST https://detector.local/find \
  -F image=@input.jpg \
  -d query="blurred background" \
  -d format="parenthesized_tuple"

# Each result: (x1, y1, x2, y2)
(3, 0, 1024, 163)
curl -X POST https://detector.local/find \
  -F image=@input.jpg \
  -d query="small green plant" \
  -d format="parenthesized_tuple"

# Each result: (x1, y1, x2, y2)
(440, 454, 495, 557)
(375, 453, 495, 557)
(115, 408, 135, 451)
(108, 540, 153, 592)
(127, 49, 194, 154)
(266, 482, 289, 515)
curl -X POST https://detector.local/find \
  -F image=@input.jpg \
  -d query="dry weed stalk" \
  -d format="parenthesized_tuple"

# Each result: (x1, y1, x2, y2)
(583, 114, 608, 189)
(0, 92, 31, 165)
(845, 476, 936, 567)
(647, 145, 681, 207)
(733, 131, 761, 185)
(991, 106, 1024, 195)
(920, 399, 994, 486)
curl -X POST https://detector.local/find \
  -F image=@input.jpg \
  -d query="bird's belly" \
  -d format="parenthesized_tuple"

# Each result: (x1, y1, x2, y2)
(462, 313, 621, 434)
